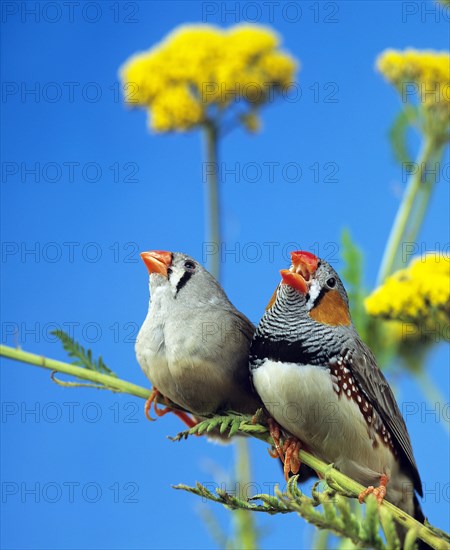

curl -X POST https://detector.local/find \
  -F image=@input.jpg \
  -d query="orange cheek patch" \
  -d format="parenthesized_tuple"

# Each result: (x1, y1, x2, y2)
(265, 288, 278, 311)
(309, 289, 351, 326)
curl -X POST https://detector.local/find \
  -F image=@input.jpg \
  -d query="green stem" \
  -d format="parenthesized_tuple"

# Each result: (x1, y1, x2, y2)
(280, 449, 444, 548)
(377, 135, 438, 284)
(203, 123, 258, 548)
(403, 143, 445, 245)
(414, 369, 450, 434)
(300, 452, 441, 549)
(2, 346, 448, 549)
(0, 345, 151, 400)
(203, 121, 221, 281)
(177, 415, 448, 550)
(233, 438, 258, 550)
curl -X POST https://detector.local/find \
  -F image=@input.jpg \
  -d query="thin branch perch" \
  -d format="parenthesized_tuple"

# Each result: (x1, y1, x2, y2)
(0, 345, 151, 400)
(1, 345, 449, 549)
(172, 416, 449, 550)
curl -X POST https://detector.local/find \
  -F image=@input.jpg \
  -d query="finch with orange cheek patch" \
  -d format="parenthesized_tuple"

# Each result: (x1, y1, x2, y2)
(250, 251, 430, 548)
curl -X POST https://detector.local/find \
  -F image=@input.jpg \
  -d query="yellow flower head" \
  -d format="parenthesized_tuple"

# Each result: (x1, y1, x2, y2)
(376, 49, 450, 125)
(120, 24, 297, 132)
(365, 254, 450, 336)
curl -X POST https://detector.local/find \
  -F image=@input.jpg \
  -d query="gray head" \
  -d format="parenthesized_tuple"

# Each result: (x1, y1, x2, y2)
(256, 251, 352, 342)
(273, 250, 350, 321)
(251, 251, 353, 366)
(140, 250, 230, 308)
(267, 251, 350, 324)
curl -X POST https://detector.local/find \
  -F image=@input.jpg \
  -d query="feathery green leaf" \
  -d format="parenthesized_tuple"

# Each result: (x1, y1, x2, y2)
(51, 330, 117, 377)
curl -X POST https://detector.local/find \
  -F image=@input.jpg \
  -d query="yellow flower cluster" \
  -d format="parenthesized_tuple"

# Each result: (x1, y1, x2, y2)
(120, 24, 297, 132)
(377, 49, 450, 119)
(365, 254, 450, 326)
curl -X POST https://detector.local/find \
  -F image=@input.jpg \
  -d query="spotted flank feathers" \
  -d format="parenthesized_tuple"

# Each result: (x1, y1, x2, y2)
(329, 350, 396, 454)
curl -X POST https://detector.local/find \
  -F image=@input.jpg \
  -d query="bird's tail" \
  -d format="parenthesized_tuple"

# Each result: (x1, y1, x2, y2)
(413, 493, 426, 524)
(393, 494, 432, 550)
(412, 496, 432, 550)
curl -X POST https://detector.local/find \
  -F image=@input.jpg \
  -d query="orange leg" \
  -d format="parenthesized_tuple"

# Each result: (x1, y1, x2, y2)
(358, 473, 390, 505)
(172, 410, 198, 429)
(144, 387, 198, 429)
(283, 438, 302, 480)
(145, 387, 179, 420)
(267, 418, 303, 479)
(153, 396, 174, 418)
(144, 388, 160, 421)
(267, 418, 285, 461)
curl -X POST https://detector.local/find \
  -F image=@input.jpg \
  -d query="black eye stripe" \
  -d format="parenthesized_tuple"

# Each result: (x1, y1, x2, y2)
(175, 270, 192, 295)
(312, 286, 326, 306)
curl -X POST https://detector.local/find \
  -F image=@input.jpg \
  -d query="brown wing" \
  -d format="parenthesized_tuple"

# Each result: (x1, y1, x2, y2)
(340, 340, 423, 496)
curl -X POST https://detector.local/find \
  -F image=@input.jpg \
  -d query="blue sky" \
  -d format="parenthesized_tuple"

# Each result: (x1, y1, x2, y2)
(1, 1, 449, 549)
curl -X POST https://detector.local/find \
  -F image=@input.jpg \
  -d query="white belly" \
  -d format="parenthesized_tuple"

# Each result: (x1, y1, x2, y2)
(252, 360, 404, 491)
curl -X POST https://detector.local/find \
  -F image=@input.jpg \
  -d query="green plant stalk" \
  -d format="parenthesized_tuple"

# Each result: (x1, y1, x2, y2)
(0, 345, 151, 400)
(203, 121, 221, 281)
(203, 120, 258, 548)
(233, 438, 258, 550)
(377, 135, 439, 284)
(2, 346, 448, 549)
(175, 415, 448, 550)
(403, 143, 445, 245)
(296, 454, 440, 548)
(2, 348, 260, 547)
(414, 369, 450, 434)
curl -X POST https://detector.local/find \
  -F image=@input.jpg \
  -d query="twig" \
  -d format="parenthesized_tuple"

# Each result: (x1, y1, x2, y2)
(377, 135, 442, 283)
(1, 345, 150, 400)
(1, 345, 449, 549)
(172, 415, 450, 550)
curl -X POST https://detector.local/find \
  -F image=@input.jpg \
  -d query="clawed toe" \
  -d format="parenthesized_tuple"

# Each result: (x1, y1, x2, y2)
(144, 388, 160, 421)
(145, 387, 197, 428)
(267, 447, 280, 458)
(283, 439, 301, 479)
(358, 474, 389, 505)
(145, 388, 173, 420)
(268, 418, 285, 461)
(267, 418, 302, 479)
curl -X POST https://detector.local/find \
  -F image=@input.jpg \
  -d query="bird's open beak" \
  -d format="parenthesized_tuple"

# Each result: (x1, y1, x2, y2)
(280, 250, 319, 294)
(140, 250, 172, 277)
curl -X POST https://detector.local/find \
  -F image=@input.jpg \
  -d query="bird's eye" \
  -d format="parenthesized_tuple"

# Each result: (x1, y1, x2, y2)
(184, 260, 196, 271)
(326, 277, 336, 288)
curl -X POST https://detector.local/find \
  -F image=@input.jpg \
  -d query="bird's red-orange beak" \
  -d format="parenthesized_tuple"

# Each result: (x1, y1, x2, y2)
(140, 250, 172, 277)
(280, 250, 319, 294)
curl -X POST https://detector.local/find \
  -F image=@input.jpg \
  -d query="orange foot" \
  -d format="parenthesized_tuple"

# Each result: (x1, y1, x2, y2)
(267, 418, 285, 461)
(283, 438, 302, 480)
(144, 388, 198, 429)
(358, 473, 390, 505)
(267, 418, 302, 480)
